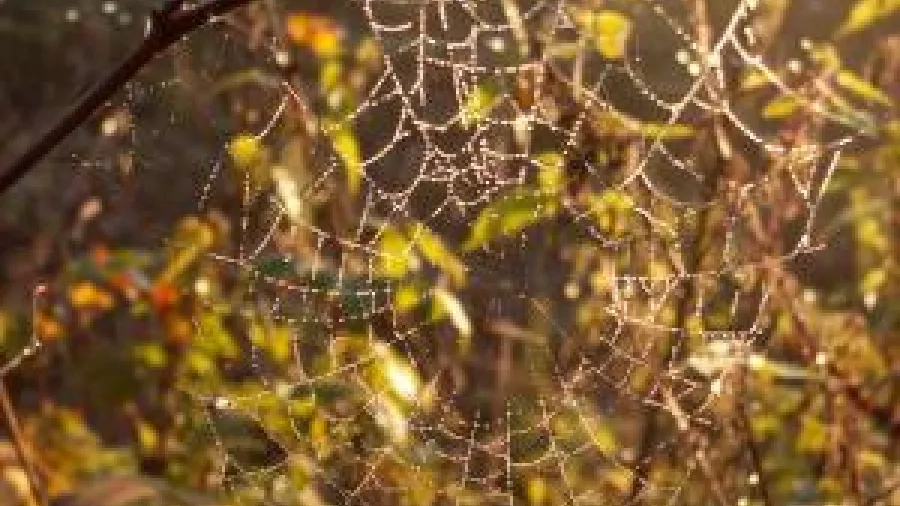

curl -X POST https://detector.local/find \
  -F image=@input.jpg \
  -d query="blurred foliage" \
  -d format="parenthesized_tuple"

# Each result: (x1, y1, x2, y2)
(0, 0, 899, 506)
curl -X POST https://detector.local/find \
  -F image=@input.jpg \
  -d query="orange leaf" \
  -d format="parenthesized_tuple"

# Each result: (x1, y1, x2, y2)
(287, 13, 341, 57)
(150, 282, 179, 311)
(37, 314, 64, 341)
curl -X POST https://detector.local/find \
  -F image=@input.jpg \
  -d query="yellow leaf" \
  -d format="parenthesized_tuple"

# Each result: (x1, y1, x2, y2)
(68, 282, 115, 310)
(584, 190, 633, 237)
(858, 449, 887, 470)
(536, 152, 565, 193)
(638, 122, 695, 139)
(376, 227, 417, 278)
(328, 126, 363, 194)
(836, 70, 892, 106)
(460, 85, 498, 126)
(394, 283, 422, 312)
(606, 468, 632, 492)
(310, 412, 330, 458)
(762, 95, 801, 119)
(838, 0, 900, 35)
(797, 416, 828, 453)
(319, 61, 342, 91)
(527, 477, 548, 505)
(749, 414, 779, 439)
(861, 267, 887, 293)
(587, 418, 617, 454)
(408, 223, 467, 286)
(311, 30, 340, 58)
(577, 10, 632, 59)
(228, 134, 264, 168)
(136, 420, 159, 452)
(432, 288, 472, 338)
(373, 342, 421, 404)
(740, 68, 771, 90)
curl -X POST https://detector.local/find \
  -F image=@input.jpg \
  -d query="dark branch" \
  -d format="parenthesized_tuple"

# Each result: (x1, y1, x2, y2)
(0, 0, 256, 195)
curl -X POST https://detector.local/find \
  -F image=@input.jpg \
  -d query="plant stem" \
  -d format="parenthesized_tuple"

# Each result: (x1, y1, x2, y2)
(0, 380, 44, 506)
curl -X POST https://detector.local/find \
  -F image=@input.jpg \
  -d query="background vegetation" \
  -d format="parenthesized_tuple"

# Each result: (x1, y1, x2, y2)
(0, 0, 898, 505)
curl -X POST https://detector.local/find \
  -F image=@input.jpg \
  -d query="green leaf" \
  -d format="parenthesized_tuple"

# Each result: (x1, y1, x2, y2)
(463, 190, 558, 250)
(836, 70, 892, 106)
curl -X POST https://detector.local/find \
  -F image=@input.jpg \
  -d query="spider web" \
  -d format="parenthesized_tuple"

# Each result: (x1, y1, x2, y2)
(183, 0, 859, 504)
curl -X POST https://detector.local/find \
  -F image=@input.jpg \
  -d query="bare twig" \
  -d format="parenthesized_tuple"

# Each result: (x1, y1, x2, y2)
(0, 0, 256, 195)
(0, 285, 46, 379)
(0, 380, 44, 505)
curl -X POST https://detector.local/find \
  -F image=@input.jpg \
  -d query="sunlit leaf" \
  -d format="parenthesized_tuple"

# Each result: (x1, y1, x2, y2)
(394, 283, 423, 312)
(372, 342, 421, 404)
(287, 13, 342, 57)
(408, 222, 467, 286)
(376, 227, 417, 278)
(68, 281, 115, 311)
(587, 417, 617, 454)
(836, 69, 892, 106)
(740, 68, 771, 90)
(584, 190, 634, 237)
(460, 84, 499, 126)
(371, 394, 409, 443)
(838, 0, 900, 35)
(36, 314, 64, 341)
(328, 125, 363, 194)
(797, 416, 828, 453)
(527, 477, 548, 505)
(605, 468, 632, 492)
(638, 122, 695, 139)
(536, 152, 565, 193)
(577, 10, 632, 59)
(432, 287, 472, 338)
(762, 95, 802, 119)
(319, 60, 342, 92)
(858, 449, 887, 470)
(228, 134, 265, 168)
(464, 190, 558, 250)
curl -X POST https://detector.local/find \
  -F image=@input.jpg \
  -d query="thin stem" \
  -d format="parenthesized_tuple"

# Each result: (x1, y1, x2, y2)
(0, 380, 44, 506)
